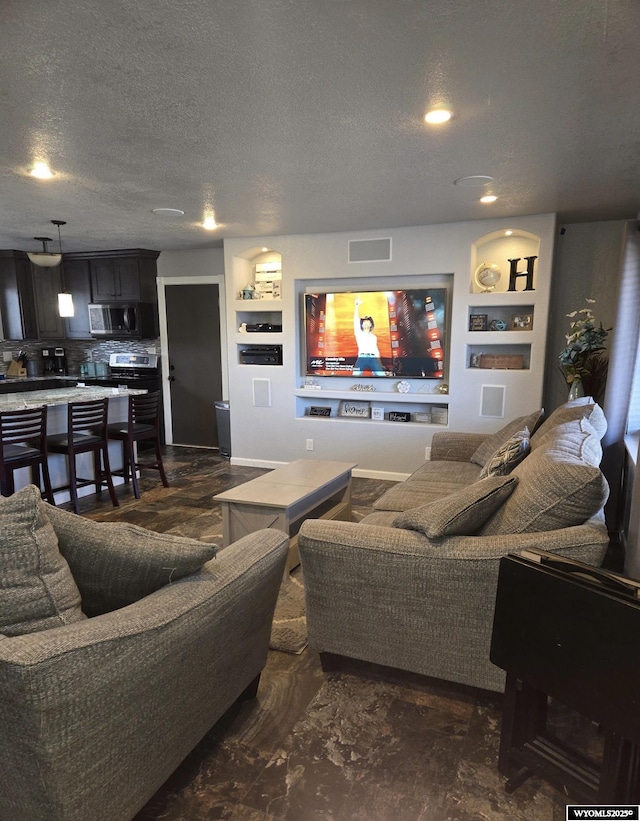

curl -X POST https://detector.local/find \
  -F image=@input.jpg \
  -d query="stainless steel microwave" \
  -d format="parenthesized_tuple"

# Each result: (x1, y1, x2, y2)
(88, 303, 156, 338)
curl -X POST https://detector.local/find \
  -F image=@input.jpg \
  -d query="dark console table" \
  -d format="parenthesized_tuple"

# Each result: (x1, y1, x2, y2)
(490, 549, 640, 803)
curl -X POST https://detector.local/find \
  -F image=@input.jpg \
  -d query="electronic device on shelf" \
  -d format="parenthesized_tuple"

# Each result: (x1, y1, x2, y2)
(239, 346, 283, 365)
(245, 323, 282, 333)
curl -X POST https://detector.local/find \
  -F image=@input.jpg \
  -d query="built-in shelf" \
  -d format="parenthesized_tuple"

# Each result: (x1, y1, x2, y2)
(294, 389, 449, 425)
(294, 389, 449, 403)
(467, 343, 531, 370)
(468, 304, 534, 332)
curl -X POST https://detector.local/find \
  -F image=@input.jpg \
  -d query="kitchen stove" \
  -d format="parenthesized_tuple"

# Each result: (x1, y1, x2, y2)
(108, 352, 160, 384)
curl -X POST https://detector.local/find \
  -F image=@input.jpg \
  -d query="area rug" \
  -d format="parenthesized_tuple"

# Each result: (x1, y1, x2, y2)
(269, 568, 308, 654)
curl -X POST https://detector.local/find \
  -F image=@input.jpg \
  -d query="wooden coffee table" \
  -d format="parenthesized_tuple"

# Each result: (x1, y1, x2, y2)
(213, 460, 356, 571)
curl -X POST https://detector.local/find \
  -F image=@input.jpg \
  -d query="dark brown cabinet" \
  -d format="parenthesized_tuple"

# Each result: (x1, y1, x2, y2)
(89, 250, 159, 303)
(31, 267, 66, 339)
(62, 258, 92, 339)
(0, 249, 159, 342)
(0, 251, 38, 339)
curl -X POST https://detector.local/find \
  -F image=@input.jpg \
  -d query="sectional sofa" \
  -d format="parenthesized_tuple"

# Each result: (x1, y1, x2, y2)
(298, 398, 611, 692)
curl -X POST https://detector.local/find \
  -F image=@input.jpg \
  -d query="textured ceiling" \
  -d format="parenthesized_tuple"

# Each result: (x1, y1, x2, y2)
(1, 0, 639, 254)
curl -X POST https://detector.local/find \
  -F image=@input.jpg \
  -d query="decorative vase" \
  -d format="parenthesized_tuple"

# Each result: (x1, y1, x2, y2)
(568, 378, 585, 401)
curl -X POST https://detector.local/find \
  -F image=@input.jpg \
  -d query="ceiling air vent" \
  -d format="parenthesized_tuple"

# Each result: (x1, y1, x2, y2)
(348, 237, 392, 263)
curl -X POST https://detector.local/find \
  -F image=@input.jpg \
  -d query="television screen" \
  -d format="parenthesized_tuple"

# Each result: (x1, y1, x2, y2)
(304, 289, 446, 378)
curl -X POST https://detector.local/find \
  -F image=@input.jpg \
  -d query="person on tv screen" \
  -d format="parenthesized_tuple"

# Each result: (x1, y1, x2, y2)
(352, 299, 386, 376)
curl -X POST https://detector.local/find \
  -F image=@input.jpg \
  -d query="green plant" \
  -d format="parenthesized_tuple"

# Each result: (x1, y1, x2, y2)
(558, 299, 610, 391)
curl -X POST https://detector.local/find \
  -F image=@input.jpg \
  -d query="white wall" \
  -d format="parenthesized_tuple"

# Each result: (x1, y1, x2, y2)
(157, 248, 225, 278)
(543, 220, 625, 414)
(223, 214, 556, 478)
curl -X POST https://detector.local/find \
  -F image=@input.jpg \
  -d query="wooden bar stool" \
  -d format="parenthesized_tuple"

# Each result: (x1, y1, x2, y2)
(107, 391, 168, 499)
(47, 398, 119, 514)
(0, 405, 55, 502)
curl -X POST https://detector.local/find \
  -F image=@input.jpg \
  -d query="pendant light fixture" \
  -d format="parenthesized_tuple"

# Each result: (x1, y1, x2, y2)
(27, 236, 62, 267)
(52, 220, 74, 317)
(27, 220, 74, 316)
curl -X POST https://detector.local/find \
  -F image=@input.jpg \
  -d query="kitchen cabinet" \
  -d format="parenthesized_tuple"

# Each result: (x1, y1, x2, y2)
(31, 266, 65, 339)
(62, 258, 92, 339)
(89, 250, 159, 303)
(0, 250, 38, 340)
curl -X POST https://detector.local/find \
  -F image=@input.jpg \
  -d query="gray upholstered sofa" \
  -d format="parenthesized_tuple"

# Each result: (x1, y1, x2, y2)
(298, 398, 611, 693)
(0, 487, 288, 821)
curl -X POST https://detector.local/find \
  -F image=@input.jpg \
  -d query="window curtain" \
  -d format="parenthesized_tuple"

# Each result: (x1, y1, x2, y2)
(601, 221, 640, 544)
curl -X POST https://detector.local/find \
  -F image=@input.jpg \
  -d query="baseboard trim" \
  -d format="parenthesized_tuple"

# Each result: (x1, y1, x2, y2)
(230, 457, 288, 469)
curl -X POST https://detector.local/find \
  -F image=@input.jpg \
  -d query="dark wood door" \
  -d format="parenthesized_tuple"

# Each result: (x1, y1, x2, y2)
(63, 259, 92, 339)
(165, 283, 223, 447)
(32, 267, 65, 339)
(0, 252, 38, 339)
(90, 258, 141, 301)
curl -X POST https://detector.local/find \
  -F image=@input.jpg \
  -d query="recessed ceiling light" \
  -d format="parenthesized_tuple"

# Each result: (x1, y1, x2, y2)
(152, 208, 185, 217)
(454, 175, 494, 188)
(505, 230, 513, 236)
(261, 247, 269, 252)
(30, 162, 54, 179)
(424, 109, 452, 124)
(202, 216, 218, 230)
(479, 195, 498, 204)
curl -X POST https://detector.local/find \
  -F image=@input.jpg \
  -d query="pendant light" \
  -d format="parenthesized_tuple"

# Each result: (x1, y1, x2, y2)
(52, 220, 74, 317)
(27, 236, 62, 267)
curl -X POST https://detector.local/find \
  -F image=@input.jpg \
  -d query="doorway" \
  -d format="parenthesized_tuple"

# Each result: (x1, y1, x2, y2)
(159, 278, 226, 448)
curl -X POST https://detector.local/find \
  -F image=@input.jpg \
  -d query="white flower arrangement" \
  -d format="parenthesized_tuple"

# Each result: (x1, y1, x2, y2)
(558, 298, 610, 386)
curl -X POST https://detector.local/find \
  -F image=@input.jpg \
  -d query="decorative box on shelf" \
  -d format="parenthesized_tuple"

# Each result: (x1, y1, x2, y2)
(338, 400, 370, 418)
(477, 354, 525, 370)
(431, 407, 449, 425)
(387, 411, 411, 423)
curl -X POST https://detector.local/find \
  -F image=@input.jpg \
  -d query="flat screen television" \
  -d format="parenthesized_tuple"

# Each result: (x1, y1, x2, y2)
(304, 288, 446, 378)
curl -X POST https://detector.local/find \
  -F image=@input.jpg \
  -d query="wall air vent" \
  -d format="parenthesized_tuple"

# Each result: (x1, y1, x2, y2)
(348, 237, 392, 263)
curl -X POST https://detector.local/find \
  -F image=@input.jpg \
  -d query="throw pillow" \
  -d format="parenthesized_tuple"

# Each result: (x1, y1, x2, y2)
(392, 474, 518, 538)
(481, 418, 609, 535)
(531, 398, 607, 448)
(0, 485, 86, 636)
(45, 503, 218, 616)
(479, 427, 530, 479)
(470, 409, 544, 467)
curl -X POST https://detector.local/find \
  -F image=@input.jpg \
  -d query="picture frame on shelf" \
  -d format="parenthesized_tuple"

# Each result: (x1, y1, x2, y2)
(431, 407, 449, 425)
(469, 314, 488, 331)
(388, 411, 411, 423)
(511, 314, 533, 330)
(309, 406, 332, 416)
(338, 400, 370, 418)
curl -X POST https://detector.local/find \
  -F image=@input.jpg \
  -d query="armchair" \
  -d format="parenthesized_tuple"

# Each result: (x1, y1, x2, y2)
(0, 488, 288, 821)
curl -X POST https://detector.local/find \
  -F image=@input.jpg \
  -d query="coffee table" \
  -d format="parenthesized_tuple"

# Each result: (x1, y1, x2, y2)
(213, 459, 357, 571)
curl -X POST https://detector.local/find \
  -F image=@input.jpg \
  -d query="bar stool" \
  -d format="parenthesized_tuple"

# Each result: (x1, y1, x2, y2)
(47, 398, 119, 515)
(0, 405, 55, 502)
(107, 391, 168, 499)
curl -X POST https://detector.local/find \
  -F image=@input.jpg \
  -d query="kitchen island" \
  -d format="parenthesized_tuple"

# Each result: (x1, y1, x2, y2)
(1, 385, 147, 504)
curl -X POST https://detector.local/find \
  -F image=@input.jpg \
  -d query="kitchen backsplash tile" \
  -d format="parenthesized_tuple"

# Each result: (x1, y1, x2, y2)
(0, 338, 161, 377)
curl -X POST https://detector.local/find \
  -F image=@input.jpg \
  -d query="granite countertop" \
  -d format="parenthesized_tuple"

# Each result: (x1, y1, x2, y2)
(0, 376, 72, 383)
(0, 385, 146, 411)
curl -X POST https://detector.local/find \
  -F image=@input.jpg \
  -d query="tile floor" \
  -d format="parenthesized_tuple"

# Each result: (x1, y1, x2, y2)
(71, 446, 600, 821)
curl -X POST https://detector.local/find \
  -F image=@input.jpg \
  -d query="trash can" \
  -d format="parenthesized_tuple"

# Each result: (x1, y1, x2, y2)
(214, 400, 231, 458)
